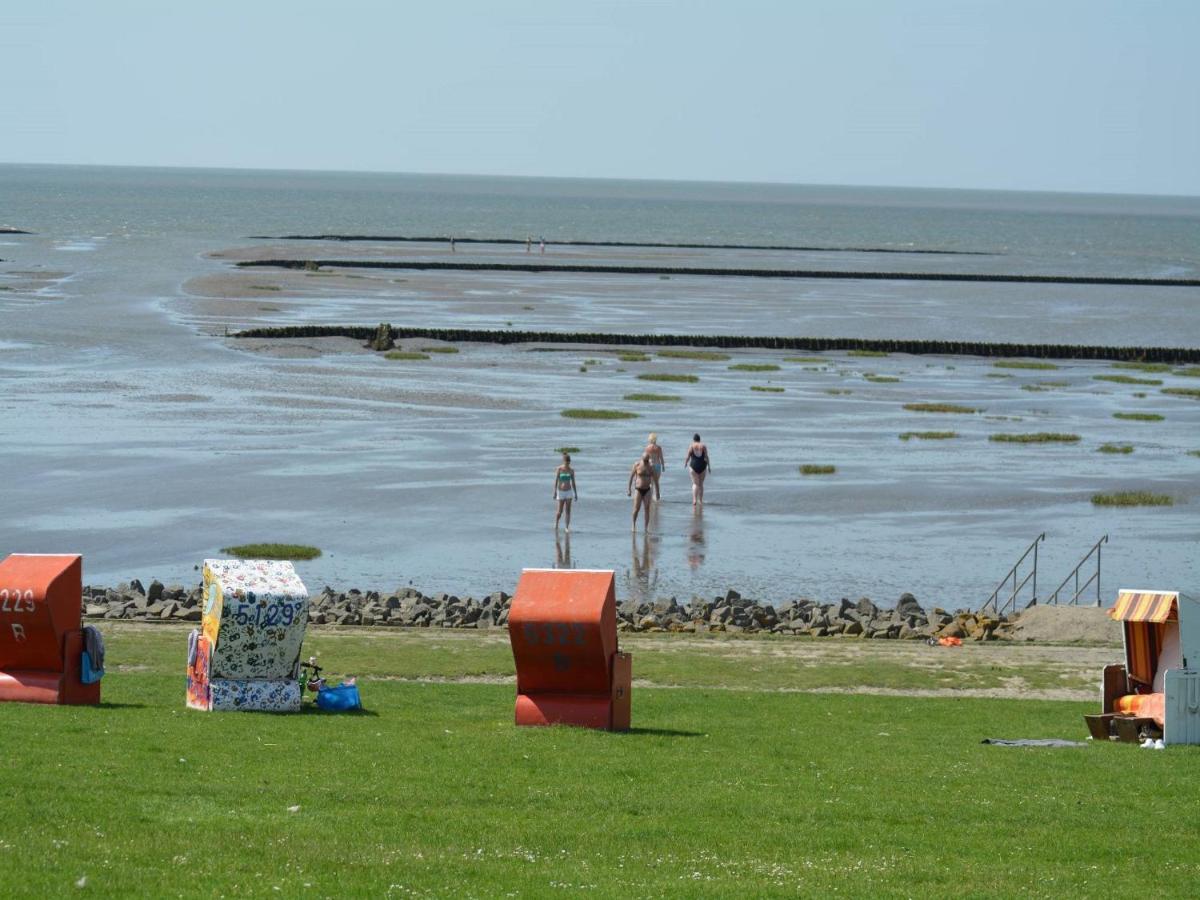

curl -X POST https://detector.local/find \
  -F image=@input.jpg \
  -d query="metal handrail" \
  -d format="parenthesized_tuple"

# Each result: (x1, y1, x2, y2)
(981, 533, 1045, 616)
(1046, 535, 1109, 606)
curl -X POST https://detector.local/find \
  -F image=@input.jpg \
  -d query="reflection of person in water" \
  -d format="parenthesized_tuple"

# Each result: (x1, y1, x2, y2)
(627, 453, 655, 532)
(630, 531, 658, 598)
(555, 530, 572, 569)
(687, 507, 706, 570)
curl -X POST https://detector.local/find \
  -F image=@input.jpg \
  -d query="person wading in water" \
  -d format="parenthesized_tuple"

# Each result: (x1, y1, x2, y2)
(684, 433, 710, 507)
(553, 452, 578, 531)
(644, 433, 665, 500)
(627, 452, 655, 532)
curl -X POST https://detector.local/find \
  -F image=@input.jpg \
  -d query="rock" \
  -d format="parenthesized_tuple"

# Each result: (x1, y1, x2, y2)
(856, 597, 879, 619)
(366, 322, 395, 351)
(84, 604, 108, 617)
(178, 608, 201, 621)
(147, 580, 164, 602)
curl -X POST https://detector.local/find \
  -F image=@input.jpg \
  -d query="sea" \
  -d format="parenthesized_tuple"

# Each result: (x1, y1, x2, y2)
(1, 164, 1197, 606)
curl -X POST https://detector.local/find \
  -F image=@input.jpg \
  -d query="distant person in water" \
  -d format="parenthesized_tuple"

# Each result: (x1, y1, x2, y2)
(449, 236, 456, 253)
(553, 452, 578, 531)
(539, 237, 546, 255)
(644, 433, 665, 500)
(627, 453, 655, 531)
(526, 235, 532, 253)
(684, 433, 710, 507)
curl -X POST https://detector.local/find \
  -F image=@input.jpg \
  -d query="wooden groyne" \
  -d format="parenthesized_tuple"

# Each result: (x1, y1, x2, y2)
(249, 234, 994, 256)
(231, 325, 1200, 364)
(235, 258, 1200, 288)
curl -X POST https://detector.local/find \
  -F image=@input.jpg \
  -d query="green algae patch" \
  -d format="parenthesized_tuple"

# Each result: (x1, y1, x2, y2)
(864, 375, 900, 383)
(751, 386, 784, 393)
(729, 364, 781, 372)
(847, 350, 888, 358)
(1113, 412, 1164, 421)
(1091, 491, 1173, 507)
(657, 350, 731, 361)
(899, 431, 958, 441)
(1098, 443, 1134, 454)
(560, 409, 639, 420)
(994, 360, 1060, 370)
(989, 433, 1081, 444)
(220, 543, 322, 560)
(1114, 361, 1171, 373)
(1162, 387, 1200, 400)
(384, 351, 431, 361)
(638, 373, 699, 383)
(1094, 374, 1161, 385)
(800, 464, 836, 475)
(904, 403, 980, 414)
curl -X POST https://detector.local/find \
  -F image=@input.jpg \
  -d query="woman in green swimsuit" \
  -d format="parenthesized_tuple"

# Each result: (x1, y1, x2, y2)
(553, 452, 578, 531)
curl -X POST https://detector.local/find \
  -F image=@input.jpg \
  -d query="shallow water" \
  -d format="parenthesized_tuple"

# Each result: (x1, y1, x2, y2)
(1, 165, 1198, 605)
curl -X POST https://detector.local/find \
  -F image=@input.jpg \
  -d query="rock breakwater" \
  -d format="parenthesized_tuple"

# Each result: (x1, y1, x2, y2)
(82, 582, 1020, 641)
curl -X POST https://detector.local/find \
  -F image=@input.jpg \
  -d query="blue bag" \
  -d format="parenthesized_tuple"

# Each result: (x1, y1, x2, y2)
(81, 651, 104, 685)
(316, 683, 362, 711)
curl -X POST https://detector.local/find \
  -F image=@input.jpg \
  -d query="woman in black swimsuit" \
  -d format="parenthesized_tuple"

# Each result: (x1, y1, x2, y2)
(627, 453, 655, 532)
(684, 433, 710, 508)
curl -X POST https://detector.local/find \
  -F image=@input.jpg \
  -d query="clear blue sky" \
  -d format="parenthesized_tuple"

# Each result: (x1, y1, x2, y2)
(3, 1, 1197, 195)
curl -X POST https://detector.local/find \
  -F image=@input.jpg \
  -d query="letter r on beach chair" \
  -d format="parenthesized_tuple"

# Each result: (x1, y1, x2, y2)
(508, 568, 631, 731)
(0, 554, 100, 706)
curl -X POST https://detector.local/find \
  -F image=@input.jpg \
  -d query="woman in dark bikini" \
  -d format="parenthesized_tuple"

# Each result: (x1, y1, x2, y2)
(627, 453, 655, 532)
(553, 452, 578, 531)
(684, 433, 710, 507)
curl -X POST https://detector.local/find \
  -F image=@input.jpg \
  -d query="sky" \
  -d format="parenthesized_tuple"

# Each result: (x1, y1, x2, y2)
(3, 1, 1198, 195)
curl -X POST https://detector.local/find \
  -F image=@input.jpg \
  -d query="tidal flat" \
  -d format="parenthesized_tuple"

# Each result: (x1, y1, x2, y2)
(3, 216, 1198, 608)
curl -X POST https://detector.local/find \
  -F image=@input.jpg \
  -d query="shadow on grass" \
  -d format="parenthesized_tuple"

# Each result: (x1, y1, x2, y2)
(622, 727, 706, 738)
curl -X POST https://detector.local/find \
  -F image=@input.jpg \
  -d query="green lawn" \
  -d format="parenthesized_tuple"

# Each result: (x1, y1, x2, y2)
(2, 627, 1195, 897)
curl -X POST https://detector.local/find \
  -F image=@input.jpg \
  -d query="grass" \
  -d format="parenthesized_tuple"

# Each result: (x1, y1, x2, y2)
(985, 373, 1014, 378)
(903, 402, 979, 414)
(617, 352, 650, 362)
(864, 374, 900, 383)
(799, 464, 836, 475)
(1113, 361, 1171, 372)
(560, 409, 638, 420)
(583, 358, 601, 365)
(419, 345, 460, 354)
(989, 432, 1081, 444)
(623, 393, 682, 402)
(1091, 491, 1174, 507)
(248, 284, 281, 291)
(383, 351, 431, 361)
(1094, 374, 1161, 385)
(1098, 443, 1134, 454)
(824, 388, 852, 395)
(993, 360, 1059, 370)
(750, 385, 784, 393)
(553, 446, 580, 455)
(1162, 387, 1200, 399)
(219, 543, 322, 560)
(637, 373, 699, 383)
(847, 349, 888, 357)
(9, 625, 1199, 896)
(1113, 412, 1164, 421)
(1173, 367, 1200, 377)
(1189, 450, 1200, 458)
(657, 350, 730, 361)
(728, 364, 780, 372)
(899, 431, 958, 441)
(783, 356, 826, 363)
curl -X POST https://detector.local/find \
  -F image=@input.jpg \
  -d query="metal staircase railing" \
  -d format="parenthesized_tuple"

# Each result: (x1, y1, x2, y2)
(1046, 535, 1109, 607)
(981, 533, 1045, 616)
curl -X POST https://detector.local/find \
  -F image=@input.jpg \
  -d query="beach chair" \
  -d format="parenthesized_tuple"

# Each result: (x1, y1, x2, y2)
(1085, 589, 1200, 745)
(0, 554, 100, 705)
(508, 568, 631, 731)
(186, 559, 309, 712)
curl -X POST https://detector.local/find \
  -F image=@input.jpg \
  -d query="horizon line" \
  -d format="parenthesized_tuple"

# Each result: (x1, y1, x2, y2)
(1, 159, 1197, 202)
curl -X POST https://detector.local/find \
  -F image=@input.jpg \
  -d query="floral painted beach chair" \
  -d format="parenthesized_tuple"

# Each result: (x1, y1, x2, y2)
(186, 559, 309, 712)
